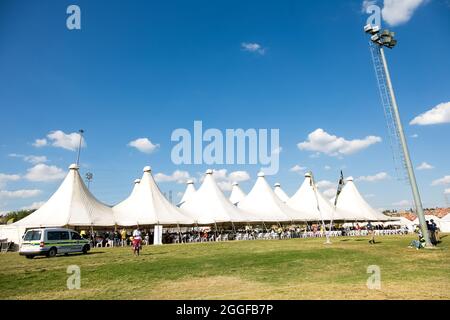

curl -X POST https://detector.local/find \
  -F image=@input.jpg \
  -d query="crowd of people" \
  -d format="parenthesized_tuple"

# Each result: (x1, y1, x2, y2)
(77, 223, 412, 247)
(408, 219, 440, 249)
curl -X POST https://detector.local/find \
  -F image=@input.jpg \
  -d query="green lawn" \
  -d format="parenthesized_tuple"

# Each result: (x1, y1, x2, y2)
(0, 234, 449, 300)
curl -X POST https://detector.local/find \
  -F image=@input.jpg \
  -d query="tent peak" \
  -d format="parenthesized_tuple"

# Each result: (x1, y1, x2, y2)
(134, 179, 141, 184)
(346, 176, 354, 182)
(274, 183, 281, 187)
(205, 169, 213, 175)
(232, 182, 239, 186)
(304, 172, 312, 178)
(186, 180, 194, 185)
(69, 164, 79, 170)
(143, 166, 152, 173)
(257, 172, 265, 177)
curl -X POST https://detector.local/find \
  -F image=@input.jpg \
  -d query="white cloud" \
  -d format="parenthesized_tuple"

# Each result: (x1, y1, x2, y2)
(25, 164, 66, 182)
(431, 175, 450, 186)
(32, 138, 48, 148)
(154, 170, 194, 184)
(298, 128, 381, 157)
(290, 165, 307, 173)
(356, 172, 390, 182)
(382, 0, 427, 26)
(392, 199, 411, 207)
(228, 171, 251, 183)
(48, 130, 86, 151)
(21, 201, 46, 210)
(410, 134, 419, 138)
(211, 169, 251, 191)
(416, 162, 434, 170)
(9, 154, 48, 165)
(445, 188, 450, 195)
(410, 102, 450, 126)
(0, 189, 42, 199)
(365, 194, 376, 198)
(241, 42, 266, 55)
(323, 188, 337, 199)
(0, 173, 21, 188)
(272, 147, 282, 155)
(316, 180, 335, 190)
(128, 138, 159, 154)
(324, 165, 332, 171)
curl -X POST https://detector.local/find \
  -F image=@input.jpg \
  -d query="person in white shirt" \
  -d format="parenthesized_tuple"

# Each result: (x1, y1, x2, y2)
(132, 227, 142, 256)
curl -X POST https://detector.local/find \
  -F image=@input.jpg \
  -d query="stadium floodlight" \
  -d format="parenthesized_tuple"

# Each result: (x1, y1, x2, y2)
(364, 24, 373, 33)
(365, 27, 433, 247)
(364, 24, 381, 35)
(371, 34, 380, 42)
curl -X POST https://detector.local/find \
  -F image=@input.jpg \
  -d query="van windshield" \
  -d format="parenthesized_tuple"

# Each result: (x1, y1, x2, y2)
(24, 230, 42, 241)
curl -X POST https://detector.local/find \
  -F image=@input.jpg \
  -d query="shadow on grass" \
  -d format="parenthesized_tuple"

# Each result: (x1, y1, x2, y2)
(31, 251, 106, 260)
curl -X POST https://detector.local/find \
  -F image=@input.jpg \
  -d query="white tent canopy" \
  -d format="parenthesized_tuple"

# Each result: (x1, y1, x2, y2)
(336, 177, 393, 222)
(178, 180, 196, 206)
(229, 182, 246, 205)
(113, 166, 194, 226)
(13, 164, 115, 228)
(273, 183, 289, 203)
(181, 170, 255, 224)
(287, 173, 345, 222)
(412, 215, 442, 227)
(238, 172, 307, 222)
(384, 217, 415, 231)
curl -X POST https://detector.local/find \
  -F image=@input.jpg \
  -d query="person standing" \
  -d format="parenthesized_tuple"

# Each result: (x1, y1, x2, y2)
(367, 222, 375, 244)
(120, 228, 127, 247)
(132, 227, 142, 256)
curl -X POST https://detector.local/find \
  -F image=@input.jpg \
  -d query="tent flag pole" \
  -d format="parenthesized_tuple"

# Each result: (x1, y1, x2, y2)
(214, 222, 218, 240)
(310, 171, 331, 245)
(177, 224, 182, 244)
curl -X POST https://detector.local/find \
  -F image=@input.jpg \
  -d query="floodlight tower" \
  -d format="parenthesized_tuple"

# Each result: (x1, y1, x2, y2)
(364, 24, 432, 247)
(85, 172, 93, 189)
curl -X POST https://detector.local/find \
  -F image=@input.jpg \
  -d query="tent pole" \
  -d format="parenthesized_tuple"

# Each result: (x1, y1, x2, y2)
(177, 224, 183, 244)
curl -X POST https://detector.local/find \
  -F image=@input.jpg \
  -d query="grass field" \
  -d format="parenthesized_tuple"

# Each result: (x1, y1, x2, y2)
(0, 234, 449, 300)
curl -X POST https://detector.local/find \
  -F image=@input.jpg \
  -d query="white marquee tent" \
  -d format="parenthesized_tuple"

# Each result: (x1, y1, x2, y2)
(440, 214, 450, 232)
(180, 170, 256, 224)
(229, 182, 246, 205)
(384, 216, 415, 232)
(412, 215, 442, 228)
(336, 177, 393, 221)
(238, 172, 308, 223)
(113, 166, 195, 226)
(1, 164, 115, 244)
(14, 164, 115, 228)
(178, 180, 196, 206)
(273, 183, 289, 203)
(287, 173, 345, 222)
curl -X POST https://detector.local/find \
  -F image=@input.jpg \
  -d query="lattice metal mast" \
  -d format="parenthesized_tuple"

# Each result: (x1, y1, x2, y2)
(364, 24, 432, 247)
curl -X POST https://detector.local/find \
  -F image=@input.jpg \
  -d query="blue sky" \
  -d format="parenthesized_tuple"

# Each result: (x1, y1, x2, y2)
(0, 0, 449, 213)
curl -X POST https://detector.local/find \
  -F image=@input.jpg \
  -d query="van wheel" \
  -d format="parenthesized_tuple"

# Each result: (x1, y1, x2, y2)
(82, 245, 90, 254)
(26, 255, 34, 259)
(47, 248, 57, 258)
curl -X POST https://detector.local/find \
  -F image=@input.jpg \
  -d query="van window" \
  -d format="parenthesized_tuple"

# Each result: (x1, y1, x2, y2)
(24, 230, 42, 241)
(71, 232, 82, 240)
(47, 231, 70, 241)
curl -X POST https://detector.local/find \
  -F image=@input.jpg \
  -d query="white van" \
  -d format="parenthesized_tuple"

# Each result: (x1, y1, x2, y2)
(19, 228, 90, 259)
